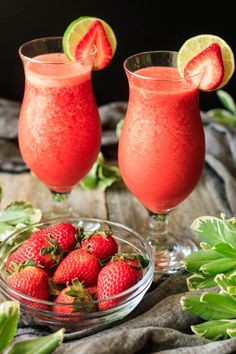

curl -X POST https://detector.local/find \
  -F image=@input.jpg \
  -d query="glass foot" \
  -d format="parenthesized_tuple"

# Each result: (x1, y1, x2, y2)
(42, 191, 74, 220)
(149, 233, 198, 274)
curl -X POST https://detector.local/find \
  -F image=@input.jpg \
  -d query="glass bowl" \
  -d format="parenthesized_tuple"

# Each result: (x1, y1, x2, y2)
(0, 216, 154, 332)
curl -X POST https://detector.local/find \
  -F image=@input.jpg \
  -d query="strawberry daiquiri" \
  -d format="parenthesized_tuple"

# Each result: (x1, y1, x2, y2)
(18, 17, 117, 213)
(119, 65, 205, 214)
(19, 43, 101, 194)
(119, 51, 205, 274)
(119, 36, 235, 274)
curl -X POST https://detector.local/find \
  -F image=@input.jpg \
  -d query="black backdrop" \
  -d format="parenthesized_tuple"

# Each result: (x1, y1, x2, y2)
(0, 0, 235, 111)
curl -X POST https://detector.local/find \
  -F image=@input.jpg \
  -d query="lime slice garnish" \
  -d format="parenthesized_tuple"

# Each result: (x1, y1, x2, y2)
(177, 34, 235, 89)
(62, 16, 117, 64)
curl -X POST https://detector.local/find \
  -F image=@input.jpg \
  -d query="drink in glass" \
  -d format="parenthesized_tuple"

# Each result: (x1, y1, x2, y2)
(18, 37, 101, 212)
(118, 51, 205, 273)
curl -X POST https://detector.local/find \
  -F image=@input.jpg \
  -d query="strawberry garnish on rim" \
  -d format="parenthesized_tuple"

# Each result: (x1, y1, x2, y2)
(184, 42, 224, 91)
(75, 20, 112, 70)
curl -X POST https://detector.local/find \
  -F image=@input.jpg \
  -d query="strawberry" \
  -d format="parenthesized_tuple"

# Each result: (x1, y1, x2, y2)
(75, 20, 112, 70)
(87, 285, 98, 300)
(109, 253, 148, 277)
(7, 262, 49, 310)
(184, 42, 224, 91)
(97, 260, 142, 310)
(53, 249, 100, 287)
(53, 279, 95, 315)
(6, 237, 56, 272)
(6, 223, 77, 272)
(80, 229, 118, 261)
(29, 223, 77, 252)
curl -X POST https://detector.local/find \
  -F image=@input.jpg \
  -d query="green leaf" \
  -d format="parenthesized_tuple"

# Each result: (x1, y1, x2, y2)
(207, 108, 236, 126)
(202, 292, 236, 319)
(80, 161, 98, 189)
(0, 183, 2, 204)
(187, 273, 217, 291)
(217, 90, 236, 114)
(8, 328, 64, 354)
(214, 273, 236, 295)
(116, 118, 124, 138)
(181, 294, 223, 320)
(200, 258, 236, 275)
(227, 328, 236, 337)
(181, 292, 236, 320)
(200, 242, 212, 250)
(0, 227, 38, 259)
(0, 201, 42, 226)
(0, 223, 16, 242)
(191, 216, 236, 248)
(214, 242, 236, 258)
(80, 152, 120, 191)
(191, 319, 236, 340)
(182, 250, 222, 273)
(0, 301, 20, 352)
(97, 165, 120, 192)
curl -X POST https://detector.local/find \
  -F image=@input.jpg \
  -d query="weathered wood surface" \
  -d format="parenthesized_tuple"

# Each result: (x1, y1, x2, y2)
(0, 170, 222, 241)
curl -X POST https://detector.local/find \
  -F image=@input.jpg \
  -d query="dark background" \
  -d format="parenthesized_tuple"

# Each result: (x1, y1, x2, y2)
(0, 0, 235, 111)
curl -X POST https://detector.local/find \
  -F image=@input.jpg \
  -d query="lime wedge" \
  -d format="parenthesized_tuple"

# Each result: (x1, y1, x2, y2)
(177, 34, 235, 89)
(62, 16, 117, 69)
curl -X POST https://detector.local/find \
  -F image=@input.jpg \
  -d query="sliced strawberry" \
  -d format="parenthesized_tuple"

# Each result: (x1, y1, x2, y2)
(184, 43, 224, 91)
(75, 20, 112, 70)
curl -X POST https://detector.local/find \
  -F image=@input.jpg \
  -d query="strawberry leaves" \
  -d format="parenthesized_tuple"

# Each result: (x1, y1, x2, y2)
(0, 301, 63, 353)
(80, 152, 120, 192)
(181, 214, 236, 340)
(0, 201, 42, 242)
(8, 328, 64, 354)
(0, 301, 19, 352)
(191, 215, 236, 248)
(207, 90, 236, 127)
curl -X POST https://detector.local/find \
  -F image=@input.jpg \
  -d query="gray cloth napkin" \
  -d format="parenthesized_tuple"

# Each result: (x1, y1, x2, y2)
(0, 98, 27, 172)
(14, 271, 236, 353)
(1, 99, 236, 353)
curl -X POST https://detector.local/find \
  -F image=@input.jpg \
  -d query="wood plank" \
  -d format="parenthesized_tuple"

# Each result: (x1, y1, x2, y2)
(106, 172, 225, 243)
(0, 172, 107, 219)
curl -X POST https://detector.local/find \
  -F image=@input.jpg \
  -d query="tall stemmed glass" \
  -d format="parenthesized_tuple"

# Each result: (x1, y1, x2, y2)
(118, 51, 205, 273)
(18, 37, 101, 215)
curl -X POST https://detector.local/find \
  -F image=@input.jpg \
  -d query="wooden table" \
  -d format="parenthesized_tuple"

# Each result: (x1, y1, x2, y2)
(0, 170, 222, 241)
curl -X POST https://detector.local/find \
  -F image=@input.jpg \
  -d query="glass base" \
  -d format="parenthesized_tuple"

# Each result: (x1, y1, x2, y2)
(42, 191, 74, 220)
(42, 209, 75, 221)
(148, 233, 198, 275)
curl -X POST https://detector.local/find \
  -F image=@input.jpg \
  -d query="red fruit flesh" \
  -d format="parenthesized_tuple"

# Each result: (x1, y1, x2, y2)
(184, 42, 224, 91)
(97, 261, 142, 310)
(53, 249, 100, 287)
(81, 233, 118, 260)
(75, 20, 112, 70)
(7, 266, 49, 310)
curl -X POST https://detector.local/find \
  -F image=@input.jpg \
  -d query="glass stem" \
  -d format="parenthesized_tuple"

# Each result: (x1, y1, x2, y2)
(50, 191, 73, 216)
(147, 212, 169, 250)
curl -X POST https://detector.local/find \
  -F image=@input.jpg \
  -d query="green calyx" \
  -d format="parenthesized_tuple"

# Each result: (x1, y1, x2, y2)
(77, 227, 112, 243)
(64, 279, 95, 312)
(111, 253, 149, 269)
(154, 214, 167, 222)
(9, 259, 39, 273)
(40, 233, 64, 262)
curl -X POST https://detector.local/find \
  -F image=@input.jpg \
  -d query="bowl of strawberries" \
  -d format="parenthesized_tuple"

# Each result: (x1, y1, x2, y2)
(0, 216, 154, 332)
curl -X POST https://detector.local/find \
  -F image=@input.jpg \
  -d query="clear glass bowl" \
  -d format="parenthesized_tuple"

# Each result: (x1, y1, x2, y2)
(0, 216, 154, 332)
